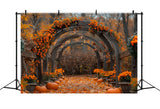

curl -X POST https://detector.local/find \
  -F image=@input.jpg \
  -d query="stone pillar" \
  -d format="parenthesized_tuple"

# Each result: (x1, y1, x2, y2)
(103, 52, 107, 71)
(51, 56, 55, 72)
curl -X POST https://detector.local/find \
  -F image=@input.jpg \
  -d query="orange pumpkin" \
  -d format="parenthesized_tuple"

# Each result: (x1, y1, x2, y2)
(55, 81, 60, 84)
(33, 90, 39, 93)
(25, 90, 30, 93)
(105, 86, 111, 90)
(48, 89, 56, 93)
(34, 86, 48, 93)
(97, 78, 103, 83)
(93, 78, 98, 81)
(61, 76, 65, 79)
(46, 82, 59, 90)
(105, 88, 122, 93)
(21, 91, 26, 94)
(108, 84, 113, 88)
(35, 86, 41, 91)
(59, 78, 63, 82)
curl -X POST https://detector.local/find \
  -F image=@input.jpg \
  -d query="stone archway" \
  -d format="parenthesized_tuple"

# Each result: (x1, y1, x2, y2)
(46, 34, 113, 72)
(48, 23, 115, 71)
(36, 19, 121, 87)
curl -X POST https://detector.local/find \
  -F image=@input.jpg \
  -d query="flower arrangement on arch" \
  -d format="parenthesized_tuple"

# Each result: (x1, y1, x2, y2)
(88, 20, 109, 33)
(51, 17, 79, 29)
(88, 20, 121, 43)
(118, 71, 132, 82)
(31, 17, 81, 62)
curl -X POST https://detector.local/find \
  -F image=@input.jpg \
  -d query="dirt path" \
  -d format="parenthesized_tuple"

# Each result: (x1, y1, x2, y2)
(49, 75, 111, 93)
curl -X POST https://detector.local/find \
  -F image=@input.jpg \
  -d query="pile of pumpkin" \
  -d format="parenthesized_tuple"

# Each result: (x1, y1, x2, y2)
(33, 78, 64, 93)
(94, 78, 122, 93)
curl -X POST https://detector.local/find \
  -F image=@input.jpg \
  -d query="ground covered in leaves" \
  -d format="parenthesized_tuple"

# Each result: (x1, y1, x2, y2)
(46, 75, 117, 93)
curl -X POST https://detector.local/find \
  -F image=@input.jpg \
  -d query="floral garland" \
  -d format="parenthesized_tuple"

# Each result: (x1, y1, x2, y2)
(50, 17, 79, 29)
(88, 20, 121, 43)
(31, 17, 80, 63)
(32, 19, 122, 60)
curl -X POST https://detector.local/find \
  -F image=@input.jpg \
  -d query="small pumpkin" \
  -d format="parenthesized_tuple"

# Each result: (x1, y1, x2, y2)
(21, 91, 26, 94)
(48, 89, 56, 93)
(34, 86, 48, 93)
(108, 84, 113, 88)
(46, 82, 59, 90)
(93, 78, 98, 81)
(61, 76, 65, 79)
(105, 88, 122, 93)
(55, 81, 60, 84)
(35, 86, 41, 91)
(59, 78, 63, 82)
(97, 78, 103, 83)
(25, 90, 30, 93)
(105, 86, 111, 90)
(33, 90, 39, 93)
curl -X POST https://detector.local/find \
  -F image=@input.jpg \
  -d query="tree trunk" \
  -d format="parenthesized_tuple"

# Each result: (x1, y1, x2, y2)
(122, 13, 129, 44)
(41, 59, 43, 74)
(134, 14, 137, 34)
(37, 56, 42, 84)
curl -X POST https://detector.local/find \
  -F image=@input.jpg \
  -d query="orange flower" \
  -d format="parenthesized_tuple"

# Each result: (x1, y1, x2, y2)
(22, 74, 37, 80)
(131, 35, 137, 46)
(109, 29, 114, 35)
(93, 69, 103, 74)
(31, 17, 81, 59)
(118, 71, 132, 81)
(44, 68, 64, 78)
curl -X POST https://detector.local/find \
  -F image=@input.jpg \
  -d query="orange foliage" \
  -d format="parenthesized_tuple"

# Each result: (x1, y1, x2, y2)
(93, 69, 116, 80)
(88, 19, 109, 33)
(118, 71, 132, 81)
(131, 35, 137, 46)
(88, 19, 122, 44)
(31, 17, 81, 60)
(22, 74, 37, 80)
